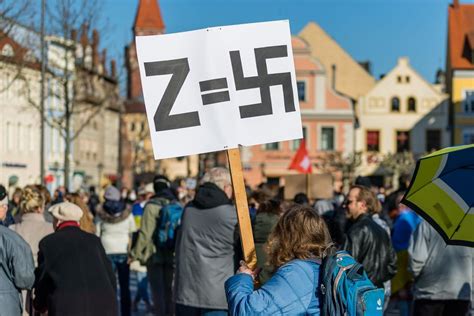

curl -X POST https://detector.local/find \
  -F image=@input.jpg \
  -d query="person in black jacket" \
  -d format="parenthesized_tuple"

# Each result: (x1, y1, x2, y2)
(342, 185, 397, 288)
(34, 202, 117, 316)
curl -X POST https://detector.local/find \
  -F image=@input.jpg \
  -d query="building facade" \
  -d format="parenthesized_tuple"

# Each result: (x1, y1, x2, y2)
(0, 22, 120, 191)
(0, 33, 41, 187)
(356, 57, 449, 176)
(446, 0, 474, 145)
(299, 22, 376, 101)
(71, 27, 121, 190)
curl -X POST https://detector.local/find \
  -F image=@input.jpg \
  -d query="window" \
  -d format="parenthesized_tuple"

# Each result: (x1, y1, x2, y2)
(1, 44, 14, 57)
(320, 127, 335, 151)
(426, 129, 441, 152)
(408, 97, 417, 112)
(463, 130, 474, 145)
(6, 122, 13, 150)
(265, 142, 280, 150)
(391, 97, 400, 112)
(130, 122, 135, 132)
(292, 126, 307, 150)
(406, 76, 410, 83)
(297, 81, 306, 101)
(366, 130, 380, 152)
(397, 76, 402, 83)
(396, 131, 410, 153)
(141, 121, 145, 132)
(463, 90, 474, 113)
(17, 123, 22, 151)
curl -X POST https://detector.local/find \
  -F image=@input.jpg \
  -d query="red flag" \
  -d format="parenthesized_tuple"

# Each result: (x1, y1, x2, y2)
(288, 139, 312, 173)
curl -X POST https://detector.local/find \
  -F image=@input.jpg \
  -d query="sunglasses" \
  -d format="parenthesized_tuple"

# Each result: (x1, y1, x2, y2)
(343, 199, 356, 207)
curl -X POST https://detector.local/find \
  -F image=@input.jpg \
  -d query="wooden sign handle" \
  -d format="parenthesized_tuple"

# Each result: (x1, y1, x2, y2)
(227, 147, 257, 270)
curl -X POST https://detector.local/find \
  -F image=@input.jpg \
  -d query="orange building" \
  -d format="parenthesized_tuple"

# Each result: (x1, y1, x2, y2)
(241, 36, 355, 188)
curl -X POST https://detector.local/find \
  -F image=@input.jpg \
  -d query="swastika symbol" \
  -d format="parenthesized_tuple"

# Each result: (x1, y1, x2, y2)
(230, 45, 296, 119)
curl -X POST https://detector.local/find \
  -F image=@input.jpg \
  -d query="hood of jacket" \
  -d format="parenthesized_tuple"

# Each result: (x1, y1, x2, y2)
(192, 182, 233, 209)
(96, 202, 131, 224)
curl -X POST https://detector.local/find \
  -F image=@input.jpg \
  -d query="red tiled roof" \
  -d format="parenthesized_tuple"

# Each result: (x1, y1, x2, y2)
(448, 2, 474, 69)
(134, 0, 165, 32)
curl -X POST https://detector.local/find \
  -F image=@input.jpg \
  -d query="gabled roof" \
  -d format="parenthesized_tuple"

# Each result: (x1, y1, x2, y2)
(133, 0, 165, 33)
(448, 1, 474, 69)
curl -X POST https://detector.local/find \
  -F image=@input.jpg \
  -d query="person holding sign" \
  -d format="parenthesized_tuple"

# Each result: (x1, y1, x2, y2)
(174, 167, 238, 316)
(225, 205, 333, 315)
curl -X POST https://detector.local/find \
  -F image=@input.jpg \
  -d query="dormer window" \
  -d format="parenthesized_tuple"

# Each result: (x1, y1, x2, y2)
(463, 33, 474, 64)
(2, 44, 14, 57)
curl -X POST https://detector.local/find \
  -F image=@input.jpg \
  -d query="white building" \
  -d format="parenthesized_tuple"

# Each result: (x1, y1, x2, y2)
(0, 23, 120, 191)
(0, 59, 41, 187)
(356, 57, 449, 175)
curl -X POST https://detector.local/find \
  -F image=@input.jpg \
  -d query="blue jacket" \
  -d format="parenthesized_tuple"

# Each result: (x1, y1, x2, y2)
(225, 259, 321, 315)
(392, 209, 420, 252)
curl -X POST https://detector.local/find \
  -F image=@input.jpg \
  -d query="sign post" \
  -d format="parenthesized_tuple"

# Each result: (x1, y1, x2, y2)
(227, 147, 257, 269)
(136, 20, 302, 271)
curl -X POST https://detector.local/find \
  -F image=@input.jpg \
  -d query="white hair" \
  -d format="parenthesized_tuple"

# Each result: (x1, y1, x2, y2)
(201, 167, 231, 191)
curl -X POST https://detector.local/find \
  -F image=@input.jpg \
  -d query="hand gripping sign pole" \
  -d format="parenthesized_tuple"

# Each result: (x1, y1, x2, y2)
(227, 147, 257, 270)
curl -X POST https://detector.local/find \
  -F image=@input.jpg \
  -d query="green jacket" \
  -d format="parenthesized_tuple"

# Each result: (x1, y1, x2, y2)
(130, 197, 174, 265)
(253, 212, 279, 284)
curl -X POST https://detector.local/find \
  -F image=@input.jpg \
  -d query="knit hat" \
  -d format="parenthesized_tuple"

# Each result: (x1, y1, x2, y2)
(104, 186, 121, 201)
(49, 202, 83, 222)
(0, 185, 7, 206)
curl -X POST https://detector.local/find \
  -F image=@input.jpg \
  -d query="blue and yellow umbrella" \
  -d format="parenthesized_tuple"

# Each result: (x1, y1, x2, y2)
(402, 144, 474, 247)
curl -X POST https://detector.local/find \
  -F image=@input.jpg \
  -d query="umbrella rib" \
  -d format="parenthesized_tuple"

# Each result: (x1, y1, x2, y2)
(449, 200, 474, 241)
(406, 166, 474, 199)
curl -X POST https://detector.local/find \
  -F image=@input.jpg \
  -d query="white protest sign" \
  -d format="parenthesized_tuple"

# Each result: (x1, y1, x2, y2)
(136, 20, 302, 159)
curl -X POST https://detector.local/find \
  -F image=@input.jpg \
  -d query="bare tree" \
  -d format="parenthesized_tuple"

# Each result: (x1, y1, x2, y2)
(11, 0, 120, 189)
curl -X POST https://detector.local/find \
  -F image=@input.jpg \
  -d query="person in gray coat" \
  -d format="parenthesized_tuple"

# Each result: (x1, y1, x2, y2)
(174, 167, 238, 316)
(409, 220, 473, 315)
(0, 224, 35, 316)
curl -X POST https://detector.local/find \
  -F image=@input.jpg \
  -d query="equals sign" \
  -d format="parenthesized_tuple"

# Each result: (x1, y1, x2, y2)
(199, 78, 230, 105)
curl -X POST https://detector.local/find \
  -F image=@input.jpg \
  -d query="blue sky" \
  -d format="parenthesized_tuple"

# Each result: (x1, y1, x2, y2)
(103, 0, 473, 85)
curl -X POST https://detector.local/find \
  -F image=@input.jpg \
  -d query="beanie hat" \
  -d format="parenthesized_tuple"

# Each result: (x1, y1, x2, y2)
(104, 186, 121, 202)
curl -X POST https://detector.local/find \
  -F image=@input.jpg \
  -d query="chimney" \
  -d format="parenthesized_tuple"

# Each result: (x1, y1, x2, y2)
(453, 0, 460, 8)
(111, 60, 117, 78)
(71, 29, 77, 41)
(101, 48, 107, 74)
(80, 23, 89, 47)
(398, 57, 410, 66)
(92, 29, 99, 68)
(331, 64, 337, 90)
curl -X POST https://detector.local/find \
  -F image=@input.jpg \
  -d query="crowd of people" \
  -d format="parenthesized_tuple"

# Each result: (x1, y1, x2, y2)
(0, 168, 472, 316)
